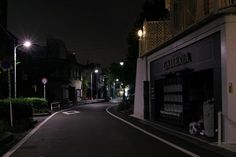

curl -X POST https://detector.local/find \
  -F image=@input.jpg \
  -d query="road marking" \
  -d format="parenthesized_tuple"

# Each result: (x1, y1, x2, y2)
(106, 106, 200, 157)
(62, 110, 80, 115)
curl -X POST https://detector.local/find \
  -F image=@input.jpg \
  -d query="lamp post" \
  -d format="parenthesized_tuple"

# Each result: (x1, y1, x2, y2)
(14, 41, 32, 98)
(138, 29, 143, 56)
(91, 69, 99, 100)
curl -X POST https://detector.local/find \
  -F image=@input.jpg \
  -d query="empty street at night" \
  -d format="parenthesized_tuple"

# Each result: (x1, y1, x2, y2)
(2, 103, 232, 157)
(2, 0, 236, 157)
(7, 103, 189, 157)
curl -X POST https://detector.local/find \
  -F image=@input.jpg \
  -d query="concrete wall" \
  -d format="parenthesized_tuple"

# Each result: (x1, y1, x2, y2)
(222, 15, 236, 143)
(133, 58, 147, 119)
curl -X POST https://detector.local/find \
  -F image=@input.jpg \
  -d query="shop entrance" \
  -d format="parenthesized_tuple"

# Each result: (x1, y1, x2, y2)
(155, 69, 214, 136)
(185, 69, 213, 124)
(185, 69, 215, 137)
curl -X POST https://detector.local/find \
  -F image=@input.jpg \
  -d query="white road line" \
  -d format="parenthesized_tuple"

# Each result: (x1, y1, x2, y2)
(2, 112, 59, 157)
(62, 110, 80, 115)
(106, 106, 200, 157)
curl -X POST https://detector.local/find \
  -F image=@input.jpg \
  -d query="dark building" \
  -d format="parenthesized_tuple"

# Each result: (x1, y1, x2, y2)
(17, 38, 83, 104)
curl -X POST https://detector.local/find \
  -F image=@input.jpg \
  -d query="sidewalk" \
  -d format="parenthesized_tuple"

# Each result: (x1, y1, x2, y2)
(108, 105, 236, 157)
(142, 118, 236, 154)
(0, 115, 49, 157)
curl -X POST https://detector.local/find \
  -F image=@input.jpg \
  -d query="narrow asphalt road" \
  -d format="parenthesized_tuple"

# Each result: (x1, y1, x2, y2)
(10, 103, 193, 157)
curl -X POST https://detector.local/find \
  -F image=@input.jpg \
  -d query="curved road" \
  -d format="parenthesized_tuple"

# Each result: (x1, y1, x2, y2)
(9, 103, 192, 157)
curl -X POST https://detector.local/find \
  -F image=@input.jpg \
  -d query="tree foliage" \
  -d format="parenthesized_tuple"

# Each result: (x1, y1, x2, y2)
(82, 74, 89, 97)
(106, 0, 169, 91)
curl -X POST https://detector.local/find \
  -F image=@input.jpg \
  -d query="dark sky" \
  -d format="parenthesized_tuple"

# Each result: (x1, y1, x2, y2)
(7, 0, 145, 67)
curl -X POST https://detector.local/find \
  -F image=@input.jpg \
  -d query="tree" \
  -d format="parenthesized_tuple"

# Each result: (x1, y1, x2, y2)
(122, 0, 169, 90)
(105, 0, 169, 99)
(82, 74, 89, 98)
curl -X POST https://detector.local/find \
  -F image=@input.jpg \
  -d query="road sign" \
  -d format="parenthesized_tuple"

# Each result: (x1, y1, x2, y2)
(42, 78, 48, 84)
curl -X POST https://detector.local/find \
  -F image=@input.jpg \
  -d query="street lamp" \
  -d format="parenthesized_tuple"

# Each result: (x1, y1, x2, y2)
(120, 61, 124, 66)
(14, 40, 32, 98)
(91, 68, 99, 100)
(138, 29, 143, 38)
(138, 29, 143, 56)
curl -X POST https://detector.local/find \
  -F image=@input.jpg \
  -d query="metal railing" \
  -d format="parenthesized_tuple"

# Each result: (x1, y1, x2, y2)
(50, 102, 61, 112)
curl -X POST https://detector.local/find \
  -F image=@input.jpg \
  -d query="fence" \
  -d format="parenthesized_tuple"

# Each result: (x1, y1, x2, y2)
(50, 102, 61, 112)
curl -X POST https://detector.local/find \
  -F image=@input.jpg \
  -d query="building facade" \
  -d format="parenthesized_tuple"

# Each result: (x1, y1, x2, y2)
(134, 0, 236, 143)
(17, 39, 83, 103)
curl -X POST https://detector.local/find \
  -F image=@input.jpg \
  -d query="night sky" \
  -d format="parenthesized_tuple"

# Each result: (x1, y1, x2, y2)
(7, 0, 145, 67)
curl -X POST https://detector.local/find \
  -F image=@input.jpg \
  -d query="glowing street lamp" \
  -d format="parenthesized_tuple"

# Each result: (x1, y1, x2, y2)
(120, 61, 124, 66)
(91, 68, 99, 100)
(94, 69, 99, 73)
(138, 29, 143, 39)
(137, 29, 143, 57)
(14, 40, 32, 98)
(23, 41, 32, 47)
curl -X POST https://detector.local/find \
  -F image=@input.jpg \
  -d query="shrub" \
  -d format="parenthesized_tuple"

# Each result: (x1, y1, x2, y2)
(0, 98, 33, 122)
(0, 98, 48, 129)
(25, 98, 48, 114)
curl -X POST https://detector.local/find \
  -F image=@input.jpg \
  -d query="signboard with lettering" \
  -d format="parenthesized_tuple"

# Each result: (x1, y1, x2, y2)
(163, 53, 192, 70)
(150, 33, 221, 80)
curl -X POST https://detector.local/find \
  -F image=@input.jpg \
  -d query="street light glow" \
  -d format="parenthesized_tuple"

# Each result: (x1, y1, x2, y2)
(138, 30, 143, 37)
(120, 61, 124, 66)
(23, 41, 32, 47)
(94, 69, 99, 73)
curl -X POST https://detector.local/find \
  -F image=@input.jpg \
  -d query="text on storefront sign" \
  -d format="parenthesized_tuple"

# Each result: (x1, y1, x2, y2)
(163, 53, 192, 70)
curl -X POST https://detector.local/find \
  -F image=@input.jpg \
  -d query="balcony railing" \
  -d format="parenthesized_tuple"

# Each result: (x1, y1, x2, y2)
(139, 0, 236, 57)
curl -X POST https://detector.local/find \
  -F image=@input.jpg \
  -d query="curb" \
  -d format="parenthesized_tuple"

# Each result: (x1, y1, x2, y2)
(106, 105, 236, 157)
(2, 112, 58, 157)
(2, 104, 81, 157)
(106, 105, 200, 157)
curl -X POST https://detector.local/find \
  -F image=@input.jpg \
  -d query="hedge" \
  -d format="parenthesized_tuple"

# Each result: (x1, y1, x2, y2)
(0, 97, 47, 125)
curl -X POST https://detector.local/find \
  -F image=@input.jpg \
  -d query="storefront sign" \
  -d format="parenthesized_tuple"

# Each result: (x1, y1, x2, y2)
(163, 53, 192, 70)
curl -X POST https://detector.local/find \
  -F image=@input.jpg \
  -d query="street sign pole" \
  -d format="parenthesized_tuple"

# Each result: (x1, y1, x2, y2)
(8, 69, 13, 127)
(42, 78, 48, 99)
(2, 58, 13, 127)
(44, 84, 46, 99)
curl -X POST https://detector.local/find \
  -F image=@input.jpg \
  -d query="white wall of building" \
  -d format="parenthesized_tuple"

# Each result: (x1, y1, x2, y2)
(222, 15, 236, 143)
(133, 58, 147, 119)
